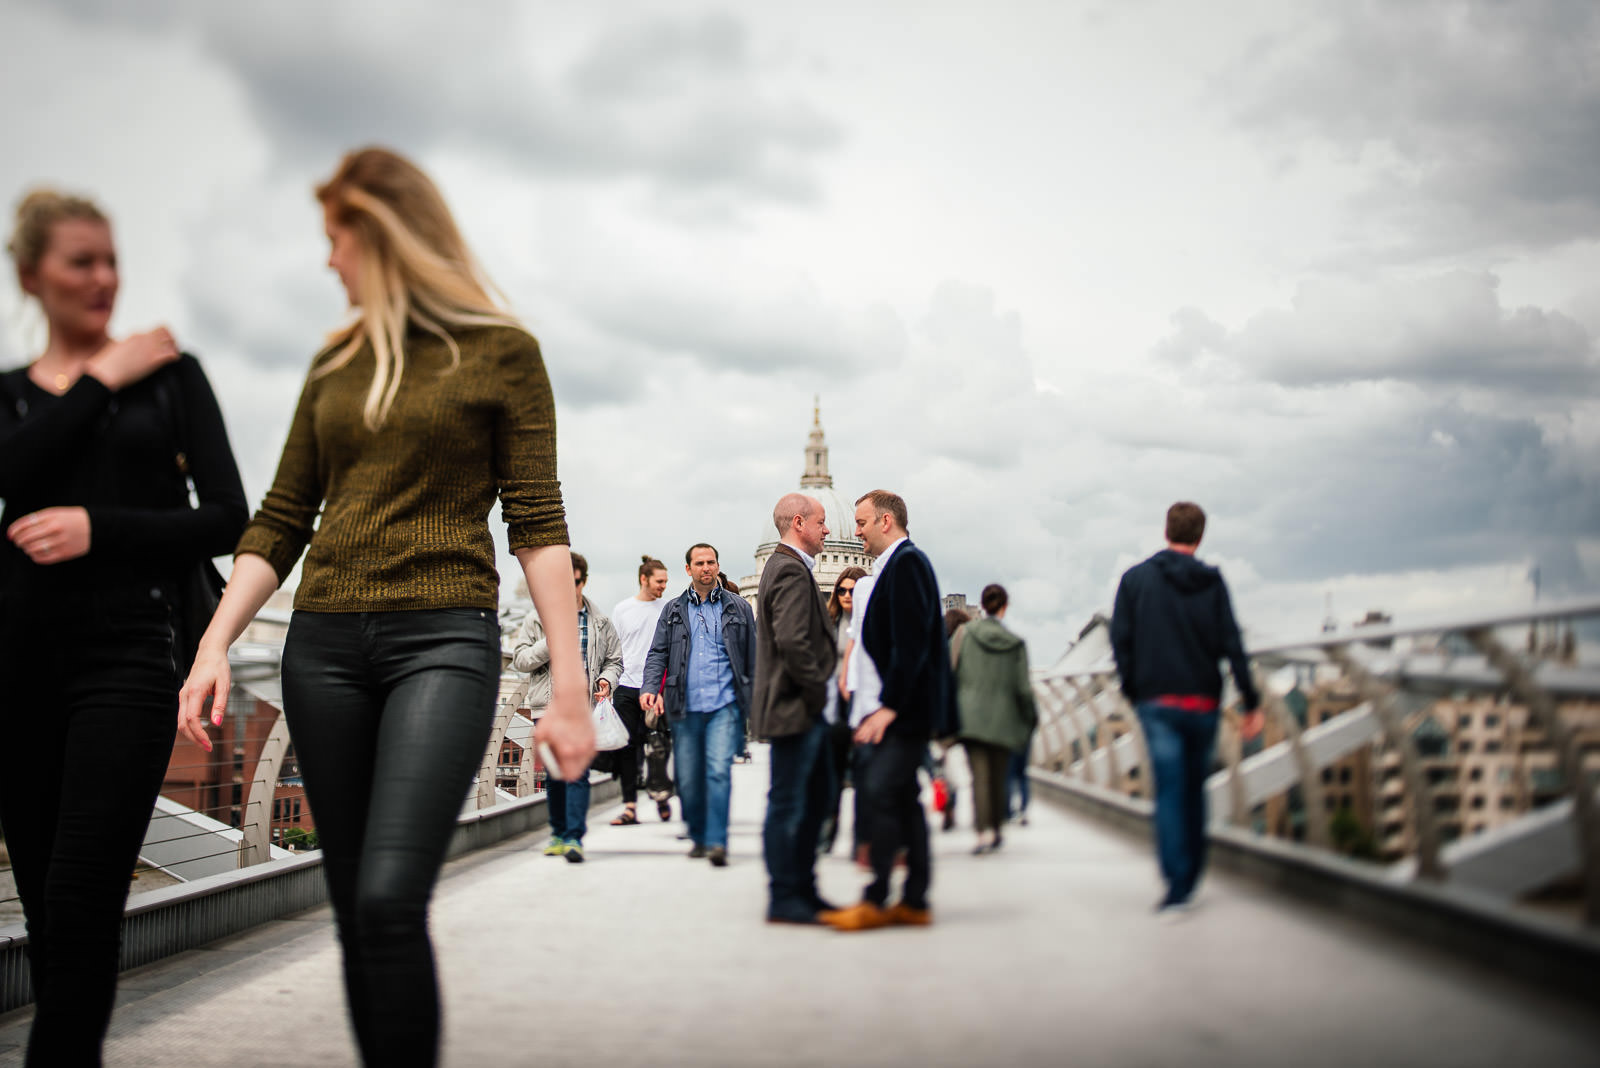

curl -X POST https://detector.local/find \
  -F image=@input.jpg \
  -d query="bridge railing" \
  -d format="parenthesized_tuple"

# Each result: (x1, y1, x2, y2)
(1029, 594, 1600, 927)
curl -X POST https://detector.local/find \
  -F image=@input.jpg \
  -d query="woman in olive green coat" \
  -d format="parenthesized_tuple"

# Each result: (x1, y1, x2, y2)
(953, 584, 1038, 853)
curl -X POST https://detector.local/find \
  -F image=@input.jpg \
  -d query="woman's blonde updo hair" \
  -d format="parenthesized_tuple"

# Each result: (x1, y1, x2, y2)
(314, 147, 522, 431)
(8, 189, 108, 274)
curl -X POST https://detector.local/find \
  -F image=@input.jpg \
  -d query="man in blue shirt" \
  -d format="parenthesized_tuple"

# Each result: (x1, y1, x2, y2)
(641, 543, 756, 867)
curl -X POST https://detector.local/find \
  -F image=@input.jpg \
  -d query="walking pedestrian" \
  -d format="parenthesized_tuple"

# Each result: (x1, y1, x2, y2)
(640, 543, 755, 867)
(821, 490, 955, 932)
(1111, 501, 1261, 916)
(514, 552, 621, 863)
(611, 555, 673, 824)
(177, 147, 594, 1067)
(0, 187, 248, 1067)
(754, 493, 839, 924)
(952, 584, 1037, 855)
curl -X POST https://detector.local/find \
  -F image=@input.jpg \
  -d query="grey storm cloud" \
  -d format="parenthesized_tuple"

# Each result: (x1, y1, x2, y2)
(1222, 0, 1600, 251)
(29, 1, 843, 204)
(570, 283, 907, 380)
(1155, 272, 1600, 397)
(1233, 398, 1600, 586)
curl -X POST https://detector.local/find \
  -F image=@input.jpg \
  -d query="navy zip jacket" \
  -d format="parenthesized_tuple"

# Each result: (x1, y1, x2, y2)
(640, 585, 755, 720)
(1110, 549, 1260, 711)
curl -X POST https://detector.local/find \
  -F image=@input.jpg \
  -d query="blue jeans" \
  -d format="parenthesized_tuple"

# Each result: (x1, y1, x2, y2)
(763, 718, 833, 914)
(547, 773, 591, 844)
(1135, 702, 1220, 904)
(674, 702, 741, 849)
(1005, 749, 1030, 818)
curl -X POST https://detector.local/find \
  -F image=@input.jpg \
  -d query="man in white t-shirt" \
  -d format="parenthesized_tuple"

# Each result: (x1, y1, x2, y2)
(609, 555, 672, 824)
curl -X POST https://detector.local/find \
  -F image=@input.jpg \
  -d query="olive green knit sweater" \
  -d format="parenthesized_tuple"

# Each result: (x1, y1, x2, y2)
(236, 324, 569, 611)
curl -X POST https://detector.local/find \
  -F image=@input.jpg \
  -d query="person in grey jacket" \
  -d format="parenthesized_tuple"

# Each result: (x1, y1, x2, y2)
(513, 551, 622, 863)
(953, 584, 1037, 855)
(640, 542, 755, 866)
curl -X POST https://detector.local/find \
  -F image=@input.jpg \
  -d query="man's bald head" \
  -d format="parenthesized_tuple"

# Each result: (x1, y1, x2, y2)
(774, 492, 829, 556)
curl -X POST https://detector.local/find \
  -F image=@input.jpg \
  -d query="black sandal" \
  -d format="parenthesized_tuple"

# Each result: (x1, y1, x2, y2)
(610, 807, 639, 826)
(657, 800, 673, 822)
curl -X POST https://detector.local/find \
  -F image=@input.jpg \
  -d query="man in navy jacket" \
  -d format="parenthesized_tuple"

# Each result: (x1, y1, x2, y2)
(822, 490, 955, 931)
(642, 543, 755, 867)
(1111, 501, 1262, 914)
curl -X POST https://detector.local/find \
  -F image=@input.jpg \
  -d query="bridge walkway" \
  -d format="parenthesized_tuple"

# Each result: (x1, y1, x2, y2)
(1, 748, 1596, 1067)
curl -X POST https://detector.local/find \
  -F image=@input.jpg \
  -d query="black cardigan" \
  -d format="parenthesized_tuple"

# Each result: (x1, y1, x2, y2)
(0, 355, 248, 603)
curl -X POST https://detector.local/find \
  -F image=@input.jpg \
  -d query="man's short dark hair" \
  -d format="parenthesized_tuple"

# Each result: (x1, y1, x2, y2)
(1166, 502, 1206, 546)
(571, 551, 589, 584)
(855, 489, 908, 532)
(980, 584, 1008, 615)
(686, 542, 719, 565)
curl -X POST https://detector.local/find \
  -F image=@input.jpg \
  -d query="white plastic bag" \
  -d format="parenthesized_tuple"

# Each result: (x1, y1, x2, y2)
(591, 696, 629, 752)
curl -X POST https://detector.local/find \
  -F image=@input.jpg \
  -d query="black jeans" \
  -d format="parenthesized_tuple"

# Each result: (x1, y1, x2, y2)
(861, 732, 932, 910)
(820, 719, 855, 850)
(281, 608, 500, 1068)
(612, 686, 645, 806)
(0, 587, 179, 1068)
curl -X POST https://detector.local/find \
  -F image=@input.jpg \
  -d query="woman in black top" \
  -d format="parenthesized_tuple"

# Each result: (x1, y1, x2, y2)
(0, 189, 248, 1067)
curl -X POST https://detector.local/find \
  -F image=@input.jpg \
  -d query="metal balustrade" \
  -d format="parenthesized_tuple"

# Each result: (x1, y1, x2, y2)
(1029, 593, 1600, 926)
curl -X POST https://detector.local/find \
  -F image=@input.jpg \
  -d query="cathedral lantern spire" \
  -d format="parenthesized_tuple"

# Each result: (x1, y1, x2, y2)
(800, 394, 832, 489)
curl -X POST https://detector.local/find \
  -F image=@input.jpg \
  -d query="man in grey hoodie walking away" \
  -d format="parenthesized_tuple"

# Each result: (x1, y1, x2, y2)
(1110, 502, 1262, 915)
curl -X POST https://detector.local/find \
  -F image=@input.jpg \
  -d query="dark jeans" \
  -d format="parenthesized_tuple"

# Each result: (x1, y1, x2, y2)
(0, 588, 178, 1068)
(281, 608, 500, 1068)
(611, 686, 645, 806)
(762, 718, 833, 915)
(852, 741, 875, 851)
(820, 719, 855, 850)
(1005, 748, 1031, 818)
(861, 732, 932, 910)
(1135, 702, 1221, 904)
(546, 773, 591, 843)
(964, 739, 1011, 834)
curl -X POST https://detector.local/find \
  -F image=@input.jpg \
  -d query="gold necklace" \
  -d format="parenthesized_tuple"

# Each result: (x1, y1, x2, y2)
(54, 373, 69, 392)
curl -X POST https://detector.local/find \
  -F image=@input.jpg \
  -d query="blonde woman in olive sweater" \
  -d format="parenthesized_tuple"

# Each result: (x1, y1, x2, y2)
(177, 148, 594, 1068)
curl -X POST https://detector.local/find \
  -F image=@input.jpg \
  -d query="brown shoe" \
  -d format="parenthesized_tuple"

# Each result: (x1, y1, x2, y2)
(886, 903, 932, 927)
(819, 902, 891, 932)
(708, 846, 728, 867)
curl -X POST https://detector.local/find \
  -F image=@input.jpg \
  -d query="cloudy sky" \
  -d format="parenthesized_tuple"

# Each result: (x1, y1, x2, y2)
(3, 0, 1596, 658)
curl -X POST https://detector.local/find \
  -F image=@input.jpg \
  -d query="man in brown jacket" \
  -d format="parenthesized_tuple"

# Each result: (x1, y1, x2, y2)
(754, 492, 839, 924)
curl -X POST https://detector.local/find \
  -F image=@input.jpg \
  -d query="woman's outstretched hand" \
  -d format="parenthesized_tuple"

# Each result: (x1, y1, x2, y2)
(178, 645, 231, 753)
(535, 679, 595, 782)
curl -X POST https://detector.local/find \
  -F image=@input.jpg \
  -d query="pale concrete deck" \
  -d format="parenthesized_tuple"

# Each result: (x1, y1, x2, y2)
(2, 748, 1597, 1067)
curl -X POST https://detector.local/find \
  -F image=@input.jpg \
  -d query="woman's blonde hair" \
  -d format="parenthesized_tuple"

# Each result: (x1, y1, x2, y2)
(8, 189, 109, 275)
(314, 147, 520, 430)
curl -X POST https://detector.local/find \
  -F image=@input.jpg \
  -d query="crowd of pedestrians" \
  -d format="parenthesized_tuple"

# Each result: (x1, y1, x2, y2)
(1, 150, 1261, 1065)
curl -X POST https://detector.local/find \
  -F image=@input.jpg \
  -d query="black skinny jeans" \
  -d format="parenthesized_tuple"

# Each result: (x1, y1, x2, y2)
(612, 686, 645, 806)
(0, 588, 179, 1068)
(281, 608, 500, 1068)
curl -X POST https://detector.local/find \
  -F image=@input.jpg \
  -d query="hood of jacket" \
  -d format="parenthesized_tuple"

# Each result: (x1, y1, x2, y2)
(964, 616, 1024, 653)
(1151, 549, 1220, 593)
